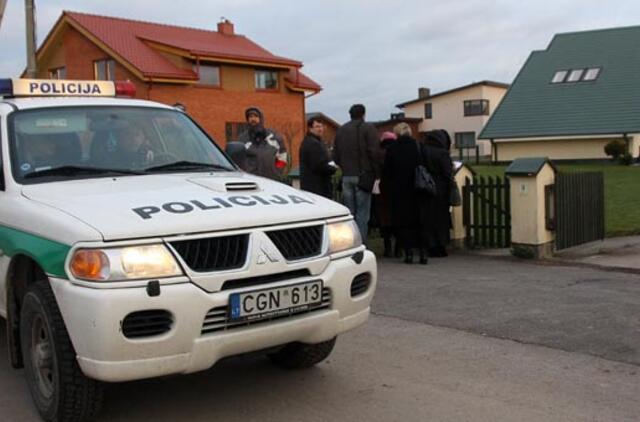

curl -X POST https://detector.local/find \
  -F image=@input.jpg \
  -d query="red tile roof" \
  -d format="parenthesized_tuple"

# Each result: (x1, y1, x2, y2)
(61, 11, 320, 90)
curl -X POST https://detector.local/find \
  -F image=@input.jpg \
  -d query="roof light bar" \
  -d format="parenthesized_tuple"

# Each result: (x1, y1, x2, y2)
(115, 81, 136, 97)
(0, 79, 13, 97)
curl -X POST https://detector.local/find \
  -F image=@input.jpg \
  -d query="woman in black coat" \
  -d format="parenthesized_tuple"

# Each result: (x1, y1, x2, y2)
(383, 123, 428, 264)
(420, 130, 453, 257)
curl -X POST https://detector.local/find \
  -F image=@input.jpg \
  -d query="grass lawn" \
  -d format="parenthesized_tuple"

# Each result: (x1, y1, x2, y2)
(472, 163, 640, 237)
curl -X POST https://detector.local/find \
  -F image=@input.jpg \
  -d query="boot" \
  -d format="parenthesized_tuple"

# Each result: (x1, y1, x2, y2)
(419, 249, 428, 265)
(383, 236, 393, 258)
(403, 249, 414, 264)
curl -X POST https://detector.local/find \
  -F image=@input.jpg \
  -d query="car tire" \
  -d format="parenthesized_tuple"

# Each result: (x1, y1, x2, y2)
(20, 280, 104, 422)
(268, 337, 336, 369)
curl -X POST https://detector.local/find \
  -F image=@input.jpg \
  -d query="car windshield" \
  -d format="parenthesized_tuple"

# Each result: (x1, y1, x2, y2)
(9, 106, 235, 184)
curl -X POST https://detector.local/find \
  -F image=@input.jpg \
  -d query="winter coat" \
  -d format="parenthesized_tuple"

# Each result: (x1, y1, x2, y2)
(383, 135, 421, 230)
(333, 118, 380, 177)
(236, 107, 287, 181)
(374, 139, 393, 228)
(299, 133, 336, 198)
(420, 130, 453, 249)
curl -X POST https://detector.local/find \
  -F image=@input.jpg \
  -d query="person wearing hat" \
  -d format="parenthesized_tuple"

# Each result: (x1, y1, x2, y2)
(236, 106, 288, 180)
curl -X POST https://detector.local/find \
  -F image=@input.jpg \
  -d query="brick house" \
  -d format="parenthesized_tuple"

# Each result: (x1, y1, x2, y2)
(33, 11, 321, 165)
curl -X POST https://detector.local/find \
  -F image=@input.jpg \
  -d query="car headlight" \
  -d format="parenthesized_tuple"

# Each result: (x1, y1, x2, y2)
(70, 244, 182, 281)
(327, 220, 362, 254)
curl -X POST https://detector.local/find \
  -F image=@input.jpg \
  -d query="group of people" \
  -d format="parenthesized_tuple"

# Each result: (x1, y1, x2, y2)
(230, 104, 455, 265)
(300, 104, 455, 265)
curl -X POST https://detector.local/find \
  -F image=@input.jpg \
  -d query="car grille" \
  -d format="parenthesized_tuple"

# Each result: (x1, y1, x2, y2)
(221, 269, 311, 291)
(201, 287, 331, 335)
(122, 310, 173, 339)
(170, 234, 249, 272)
(266, 225, 323, 261)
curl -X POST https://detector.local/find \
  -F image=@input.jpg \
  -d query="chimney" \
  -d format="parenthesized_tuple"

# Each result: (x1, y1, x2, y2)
(418, 87, 431, 99)
(217, 18, 234, 35)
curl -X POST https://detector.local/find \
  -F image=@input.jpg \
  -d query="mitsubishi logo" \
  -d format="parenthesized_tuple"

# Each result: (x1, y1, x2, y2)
(257, 242, 280, 265)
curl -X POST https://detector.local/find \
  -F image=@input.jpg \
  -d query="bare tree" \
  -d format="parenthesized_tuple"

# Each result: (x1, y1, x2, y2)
(273, 119, 303, 173)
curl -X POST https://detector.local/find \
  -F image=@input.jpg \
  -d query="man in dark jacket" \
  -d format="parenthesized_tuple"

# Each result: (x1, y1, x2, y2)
(333, 104, 380, 242)
(236, 106, 288, 180)
(300, 117, 337, 198)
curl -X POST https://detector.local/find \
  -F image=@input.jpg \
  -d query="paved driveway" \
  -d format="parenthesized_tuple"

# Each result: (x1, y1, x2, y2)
(374, 253, 640, 365)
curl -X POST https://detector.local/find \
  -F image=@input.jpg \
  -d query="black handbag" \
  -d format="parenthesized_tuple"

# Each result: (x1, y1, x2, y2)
(355, 122, 376, 193)
(414, 144, 437, 196)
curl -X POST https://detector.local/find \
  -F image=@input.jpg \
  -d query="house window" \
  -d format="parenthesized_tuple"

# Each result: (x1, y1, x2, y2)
(463, 100, 489, 116)
(551, 70, 568, 83)
(551, 67, 602, 84)
(194, 63, 220, 86)
(255, 70, 278, 90)
(566, 69, 584, 82)
(94, 59, 115, 81)
(455, 132, 476, 149)
(424, 103, 432, 119)
(225, 121, 250, 142)
(583, 67, 601, 81)
(49, 67, 66, 80)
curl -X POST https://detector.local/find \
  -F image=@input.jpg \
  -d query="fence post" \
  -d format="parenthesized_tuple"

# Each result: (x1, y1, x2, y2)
(451, 164, 475, 249)
(505, 157, 556, 259)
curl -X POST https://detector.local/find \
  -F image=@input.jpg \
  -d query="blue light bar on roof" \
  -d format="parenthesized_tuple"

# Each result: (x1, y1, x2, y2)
(0, 79, 13, 96)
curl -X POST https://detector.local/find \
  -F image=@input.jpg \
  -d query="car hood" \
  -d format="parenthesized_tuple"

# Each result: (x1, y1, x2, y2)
(21, 172, 349, 241)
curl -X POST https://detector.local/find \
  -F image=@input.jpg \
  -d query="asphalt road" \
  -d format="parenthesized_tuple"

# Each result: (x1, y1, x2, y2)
(1, 255, 639, 421)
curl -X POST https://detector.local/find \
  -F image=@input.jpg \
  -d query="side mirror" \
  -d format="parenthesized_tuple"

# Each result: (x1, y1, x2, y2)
(225, 141, 247, 169)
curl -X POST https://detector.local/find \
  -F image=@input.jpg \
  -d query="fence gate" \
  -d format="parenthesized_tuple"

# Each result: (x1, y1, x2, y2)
(554, 172, 605, 250)
(463, 176, 511, 248)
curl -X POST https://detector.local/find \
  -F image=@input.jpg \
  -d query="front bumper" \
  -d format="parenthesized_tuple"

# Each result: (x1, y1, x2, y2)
(50, 250, 376, 382)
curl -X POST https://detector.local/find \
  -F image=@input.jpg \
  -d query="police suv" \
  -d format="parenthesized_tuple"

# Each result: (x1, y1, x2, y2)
(0, 79, 377, 422)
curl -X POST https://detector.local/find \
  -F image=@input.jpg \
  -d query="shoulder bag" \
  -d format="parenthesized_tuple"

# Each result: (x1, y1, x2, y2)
(414, 143, 437, 197)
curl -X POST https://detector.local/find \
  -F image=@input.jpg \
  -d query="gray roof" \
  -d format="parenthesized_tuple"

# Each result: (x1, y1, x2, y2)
(505, 157, 556, 176)
(480, 25, 640, 140)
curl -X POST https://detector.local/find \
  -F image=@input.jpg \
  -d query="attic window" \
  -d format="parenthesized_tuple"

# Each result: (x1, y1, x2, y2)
(194, 63, 220, 86)
(551, 70, 568, 83)
(551, 67, 601, 84)
(583, 67, 601, 81)
(566, 69, 584, 82)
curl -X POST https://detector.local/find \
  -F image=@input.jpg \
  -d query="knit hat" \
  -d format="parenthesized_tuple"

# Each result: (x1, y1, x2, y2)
(380, 131, 397, 142)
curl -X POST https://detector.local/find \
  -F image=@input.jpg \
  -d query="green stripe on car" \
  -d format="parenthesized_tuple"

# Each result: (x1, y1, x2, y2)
(0, 226, 70, 278)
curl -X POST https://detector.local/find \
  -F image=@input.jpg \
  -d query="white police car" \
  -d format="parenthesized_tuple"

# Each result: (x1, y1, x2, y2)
(0, 79, 377, 422)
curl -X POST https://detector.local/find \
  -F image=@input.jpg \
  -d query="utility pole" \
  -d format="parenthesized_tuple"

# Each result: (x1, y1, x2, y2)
(0, 0, 7, 31)
(25, 0, 37, 78)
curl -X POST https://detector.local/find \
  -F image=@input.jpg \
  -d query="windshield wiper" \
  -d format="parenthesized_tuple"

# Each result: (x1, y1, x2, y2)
(24, 165, 144, 179)
(144, 161, 234, 173)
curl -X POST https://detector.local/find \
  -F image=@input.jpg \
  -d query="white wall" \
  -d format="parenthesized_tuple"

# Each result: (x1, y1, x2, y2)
(403, 84, 507, 156)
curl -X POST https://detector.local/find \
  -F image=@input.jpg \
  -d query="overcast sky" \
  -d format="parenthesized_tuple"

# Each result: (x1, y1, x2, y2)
(1, 0, 639, 122)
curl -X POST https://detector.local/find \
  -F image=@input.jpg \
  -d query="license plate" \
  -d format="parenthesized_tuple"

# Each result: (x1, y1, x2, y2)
(229, 280, 323, 322)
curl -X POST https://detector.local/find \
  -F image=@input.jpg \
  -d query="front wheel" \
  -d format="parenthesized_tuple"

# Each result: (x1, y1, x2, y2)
(20, 281, 103, 422)
(268, 337, 337, 369)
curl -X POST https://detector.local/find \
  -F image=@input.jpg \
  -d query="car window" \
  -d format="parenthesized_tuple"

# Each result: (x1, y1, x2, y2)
(9, 106, 233, 184)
